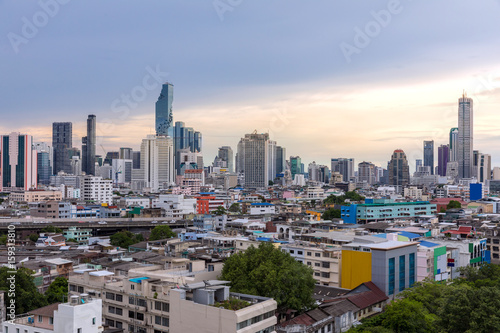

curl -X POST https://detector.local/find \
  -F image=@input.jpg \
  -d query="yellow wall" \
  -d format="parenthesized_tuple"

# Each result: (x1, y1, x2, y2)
(306, 210, 321, 221)
(341, 250, 372, 289)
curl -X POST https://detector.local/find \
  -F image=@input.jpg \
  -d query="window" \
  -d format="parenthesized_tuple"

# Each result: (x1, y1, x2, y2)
(388, 257, 395, 295)
(69, 284, 76, 291)
(289, 250, 295, 254)
(92, 317, 96, 325)
(77, 286, 84, 293)
(49, 317, 53, 325)
(116, 308, 123, 316)
(315, 262, 320, 267)
(307, 252, 312, 256)
(315, 253, 321, 257)
(116, 294, 123, 302)
(322, 262, 330, 268)
(116, 321, 123, 329)
(38, 315, 43, 323)
(77, 329, 82, 333)
(321, 272, 330, 278)
(399, 255, 406, 292)
(106, 293, 115, 301)
(315, 272, 320, 277)
(105, 319, 115, 327)
(109, 306, 116, 314)
(307, 262, 311, 266)
(298, 251, 303, 255)
(131, 284, 135, 290)
(409, 253, 415, 287)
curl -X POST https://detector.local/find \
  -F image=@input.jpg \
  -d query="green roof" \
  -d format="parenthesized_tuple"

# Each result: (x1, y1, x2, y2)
(358, 201, 433, 207)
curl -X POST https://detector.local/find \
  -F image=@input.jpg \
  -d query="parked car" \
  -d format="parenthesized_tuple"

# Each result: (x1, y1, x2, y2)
(98, 221, 107, 225)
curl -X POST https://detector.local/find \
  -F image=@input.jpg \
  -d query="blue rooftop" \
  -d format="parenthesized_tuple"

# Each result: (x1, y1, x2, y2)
(129, 277, 149, 283)
(373, 234, 387, 239)
(250, 202, 274, 206)
(419, 240, 440, 248)
(398, 231, 421, 239)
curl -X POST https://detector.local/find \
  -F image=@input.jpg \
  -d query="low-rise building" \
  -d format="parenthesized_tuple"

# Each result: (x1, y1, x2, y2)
(10, 190, 62, 203)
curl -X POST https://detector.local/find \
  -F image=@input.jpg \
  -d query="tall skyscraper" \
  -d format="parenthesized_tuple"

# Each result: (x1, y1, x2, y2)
(52, 122, 72, 174)
(172, 121, 202, 175)
(331, 158, 355, 182)
(449, 127, 458, 162)
(140, 135, 174, 191)
(155, 83, 174, 136)
(275, 146, 286, 175)
(358, 161, 376, 185)
(34, 142, 52, 184)
(82, 115, 96, 176)
(218, 146, 234, 173)
(267, 140, 277, 182)
(0, 132, 38, 191)
(457, 93, 473, 179)
(423, 140, 434, 175)
(237, 132, 270, 188)
(437, 144, 450, 177)
(290, 156, 302, 181)
(388, 149, 410, 189)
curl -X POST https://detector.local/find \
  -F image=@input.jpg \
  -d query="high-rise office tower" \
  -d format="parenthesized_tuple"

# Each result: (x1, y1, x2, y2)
(52, 122, 72, 174)
(423, 140, 434, 175)
(0, 133, 38, 191)
(172, 121, 202, 175)
(267, 140, 277, 182)
(477, 153, 491, 183)
(388, 149, 410, 189)
(437, 145, 449, 177)
(34, 142, 53, 184)
(218, 146, 234, 173)
(104, 151, 119, 166)
(358, 161, 376, 185)
(331, 158, 355, 182)
(237, 132, 270, 188)
(140, 135, 174, 191)
(132, 151, 141, 169)
(275, 146, 286, 175)
(457, 93, 473, 178)
(119, 147, 133, 160)
(449, 127, 458, 162)
(155, 83, 174, 136)
(82, 115, 96, 176)
(290, 156, 302, 181)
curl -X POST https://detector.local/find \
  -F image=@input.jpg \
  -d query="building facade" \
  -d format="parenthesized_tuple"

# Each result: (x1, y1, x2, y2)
(423, 140, 434, 175)
(458, 94, 473, 179)
(155, 82, 174, 136)
(52, 122, 72, 174)
(82, 115, 97, 176)
(140, 135, 175, 191)
(0, 132, 38, 191)
(388, 149, 410, 190)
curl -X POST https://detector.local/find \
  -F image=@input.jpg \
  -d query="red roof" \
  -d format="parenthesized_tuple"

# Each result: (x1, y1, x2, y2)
(345, 282, 388, 309)
(442, 226, 472, 235)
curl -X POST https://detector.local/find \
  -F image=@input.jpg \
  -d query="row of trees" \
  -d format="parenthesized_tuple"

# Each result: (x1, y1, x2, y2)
(324, 191, 365, 205)
(0, 267, 68, 314)
(110, 225, 176, 248)
(350, 264, 500, 333)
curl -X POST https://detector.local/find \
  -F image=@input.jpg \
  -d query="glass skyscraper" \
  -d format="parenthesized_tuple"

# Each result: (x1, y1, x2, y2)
(82, 115, 96, 176)
(155, 83, 174, 136)
(458, 94, 473, 179)
(52, 122, 72, 174)
(423, 140, 434, 175)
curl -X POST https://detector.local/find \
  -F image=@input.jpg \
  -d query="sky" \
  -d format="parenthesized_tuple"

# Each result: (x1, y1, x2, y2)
(1, 0, 500, 172)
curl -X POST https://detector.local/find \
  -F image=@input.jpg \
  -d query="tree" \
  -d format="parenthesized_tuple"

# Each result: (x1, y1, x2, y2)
(322, 208, 341, 220)
(110, 230, 143, 248)
(382, 298, 437, 333)
(46, 277, 68, 304)
(28, 234, 39, 242)
(213, 206, 227, 216)
(268, 180, 274, 186)
(66, 238, 78, 243)
(149, 225, 175, 241)
(324, 191, 365, 206)
(228, 203, 241, 213)
(42, 226, 62, 233)
(446, 200, 462, 210)
(220, 242, 316, 313)
(0, 267, 47, 315)
(0, 234, 7, 245)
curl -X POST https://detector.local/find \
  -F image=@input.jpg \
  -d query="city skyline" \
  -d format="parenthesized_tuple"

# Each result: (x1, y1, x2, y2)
(2, 1, 500, 169)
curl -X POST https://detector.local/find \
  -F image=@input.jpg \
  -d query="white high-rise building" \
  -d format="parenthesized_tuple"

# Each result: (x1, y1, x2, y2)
(449, 127, 458, 162)
(140, 135, 174, 191)
(81, 175, 113, 205)
(237, 132, 270, 188)
(458, 93, 473, 179)
(0, 132, 38, 191)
